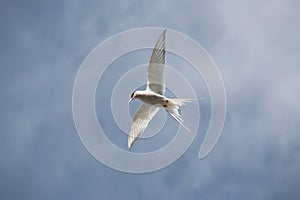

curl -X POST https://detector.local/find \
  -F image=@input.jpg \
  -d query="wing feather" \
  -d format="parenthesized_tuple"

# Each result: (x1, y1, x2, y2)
(128, 103, 159, 149)
(147, 29, 166, 95)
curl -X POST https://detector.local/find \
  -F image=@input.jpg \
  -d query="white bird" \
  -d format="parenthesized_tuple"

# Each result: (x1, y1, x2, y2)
(128, 29, 194, 149)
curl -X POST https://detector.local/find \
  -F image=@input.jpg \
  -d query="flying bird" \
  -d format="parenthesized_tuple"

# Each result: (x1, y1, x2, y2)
(128, 29, 194, 149)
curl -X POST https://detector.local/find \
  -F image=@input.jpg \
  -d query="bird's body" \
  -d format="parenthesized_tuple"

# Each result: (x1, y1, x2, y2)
(133, 90, 166, 106)
(128, 29, 194, 149)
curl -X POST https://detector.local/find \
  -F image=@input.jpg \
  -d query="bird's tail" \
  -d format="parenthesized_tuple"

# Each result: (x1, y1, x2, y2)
(165, 99, 197, 132)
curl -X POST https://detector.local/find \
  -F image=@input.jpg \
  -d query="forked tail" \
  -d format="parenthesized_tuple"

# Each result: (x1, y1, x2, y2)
(165, 99, 197, 132)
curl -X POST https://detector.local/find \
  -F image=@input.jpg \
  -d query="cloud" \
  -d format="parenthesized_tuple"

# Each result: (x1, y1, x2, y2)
(0, 0, 300, 200)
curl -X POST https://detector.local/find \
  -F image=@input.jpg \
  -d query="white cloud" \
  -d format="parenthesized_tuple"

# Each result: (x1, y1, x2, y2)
(1, 0, 300, 199)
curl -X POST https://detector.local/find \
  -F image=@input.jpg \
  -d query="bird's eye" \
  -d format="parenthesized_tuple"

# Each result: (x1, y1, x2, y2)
(131, 92, 135, 98)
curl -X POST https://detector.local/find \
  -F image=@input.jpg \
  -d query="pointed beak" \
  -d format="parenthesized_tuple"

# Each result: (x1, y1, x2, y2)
(129, 97, 134, 103)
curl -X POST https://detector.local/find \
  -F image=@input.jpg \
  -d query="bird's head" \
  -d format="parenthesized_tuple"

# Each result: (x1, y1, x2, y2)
(129, 91, 136, 102)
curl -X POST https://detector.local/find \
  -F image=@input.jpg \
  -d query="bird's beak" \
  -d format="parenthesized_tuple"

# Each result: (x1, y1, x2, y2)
(129, 97, 134, 103)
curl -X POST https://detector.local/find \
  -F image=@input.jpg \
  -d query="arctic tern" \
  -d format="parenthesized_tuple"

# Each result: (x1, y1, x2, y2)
(128, 29, 194, 149)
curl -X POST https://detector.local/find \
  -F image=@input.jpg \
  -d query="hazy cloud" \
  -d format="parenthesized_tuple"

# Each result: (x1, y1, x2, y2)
(0, 0, 299, 199)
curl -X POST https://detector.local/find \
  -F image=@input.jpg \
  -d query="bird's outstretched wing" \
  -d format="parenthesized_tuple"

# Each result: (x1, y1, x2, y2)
(128, 103, 159, 149)
(147, 29, 166, 95)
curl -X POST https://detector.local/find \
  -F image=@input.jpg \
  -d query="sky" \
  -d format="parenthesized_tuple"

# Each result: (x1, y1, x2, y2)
(1, 0, 300, 199)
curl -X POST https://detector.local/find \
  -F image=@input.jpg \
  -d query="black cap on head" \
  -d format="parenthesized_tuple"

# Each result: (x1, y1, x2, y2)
(130, 91, 135, 98)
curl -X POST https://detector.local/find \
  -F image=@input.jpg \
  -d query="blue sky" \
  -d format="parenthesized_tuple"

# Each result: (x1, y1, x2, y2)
(1, 0, 300, 199)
